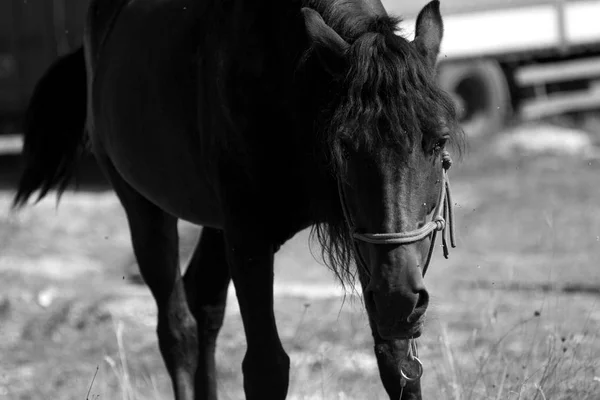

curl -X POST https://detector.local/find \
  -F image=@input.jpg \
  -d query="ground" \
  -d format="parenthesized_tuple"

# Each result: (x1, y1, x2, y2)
(0, 118, 599, 400)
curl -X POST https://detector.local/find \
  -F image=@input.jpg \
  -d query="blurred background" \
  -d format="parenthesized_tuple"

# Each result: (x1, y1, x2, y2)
(0, 0, 599, 399)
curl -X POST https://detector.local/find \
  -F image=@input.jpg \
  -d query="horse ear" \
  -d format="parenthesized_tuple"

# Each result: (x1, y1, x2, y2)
(413, 0, 444, 69)
(302, 7, 349, 76)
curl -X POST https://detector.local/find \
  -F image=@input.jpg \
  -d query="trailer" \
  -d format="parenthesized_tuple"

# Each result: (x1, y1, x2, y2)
(2, 0, 600, 142)
(384, 0, 600, 138)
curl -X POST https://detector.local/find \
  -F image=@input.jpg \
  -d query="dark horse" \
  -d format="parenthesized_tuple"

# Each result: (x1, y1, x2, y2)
(13, 0, 462, 398)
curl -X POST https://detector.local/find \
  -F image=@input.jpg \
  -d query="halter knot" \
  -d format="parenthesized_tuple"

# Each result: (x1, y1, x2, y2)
(433, 216, 446, 231)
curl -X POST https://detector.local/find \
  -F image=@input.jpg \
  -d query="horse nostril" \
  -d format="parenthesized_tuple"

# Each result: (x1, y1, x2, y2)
(408, 290, 429, 323)
(416, 289, 429, 310)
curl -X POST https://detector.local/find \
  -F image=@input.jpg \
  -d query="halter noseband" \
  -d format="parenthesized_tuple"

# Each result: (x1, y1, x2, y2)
(338, 150, 456, 278)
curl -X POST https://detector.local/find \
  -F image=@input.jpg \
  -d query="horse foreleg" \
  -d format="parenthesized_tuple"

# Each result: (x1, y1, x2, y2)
(224, 233, 290, 400)
(97, 156, 197, 400)
(183, 228, 230, 400)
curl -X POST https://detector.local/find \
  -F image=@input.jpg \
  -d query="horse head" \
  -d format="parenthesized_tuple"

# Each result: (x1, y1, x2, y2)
(303, 0, 463, 340)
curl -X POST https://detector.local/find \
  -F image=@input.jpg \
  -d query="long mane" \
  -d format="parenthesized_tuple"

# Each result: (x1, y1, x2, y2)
(306, 0, 463, 289)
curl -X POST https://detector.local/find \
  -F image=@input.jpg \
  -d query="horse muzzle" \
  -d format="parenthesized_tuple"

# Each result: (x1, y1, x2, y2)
(364, 272, 429, 340)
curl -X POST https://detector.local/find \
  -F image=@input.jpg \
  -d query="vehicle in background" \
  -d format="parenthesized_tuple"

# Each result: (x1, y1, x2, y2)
(384, 0, 600, 138)
(2, 0, 600, 143)
(0, 0, 89, 139)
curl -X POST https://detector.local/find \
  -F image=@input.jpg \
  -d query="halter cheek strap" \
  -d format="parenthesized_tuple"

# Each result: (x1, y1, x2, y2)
(337, 151, 456, 277)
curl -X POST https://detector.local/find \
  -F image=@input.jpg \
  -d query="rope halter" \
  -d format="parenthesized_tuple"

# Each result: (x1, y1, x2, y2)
(337, 150, 456, 278)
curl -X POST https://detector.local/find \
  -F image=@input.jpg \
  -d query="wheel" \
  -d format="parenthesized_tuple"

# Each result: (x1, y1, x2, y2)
(436, 59, 512, 139)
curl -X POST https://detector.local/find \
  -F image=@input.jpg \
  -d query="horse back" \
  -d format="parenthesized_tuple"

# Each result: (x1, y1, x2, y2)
(85, 0, 132, 62)
(85, 0, 314, 237)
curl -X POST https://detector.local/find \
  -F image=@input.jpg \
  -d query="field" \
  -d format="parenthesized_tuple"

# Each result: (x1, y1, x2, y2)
(1, 120, 599, 400)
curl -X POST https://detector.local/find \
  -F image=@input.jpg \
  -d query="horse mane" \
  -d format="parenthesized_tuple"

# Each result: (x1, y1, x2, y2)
(306, 0, 464, 290)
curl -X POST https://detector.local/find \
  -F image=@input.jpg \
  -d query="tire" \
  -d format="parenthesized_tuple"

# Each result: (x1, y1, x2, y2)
(436, 59, 511, 139)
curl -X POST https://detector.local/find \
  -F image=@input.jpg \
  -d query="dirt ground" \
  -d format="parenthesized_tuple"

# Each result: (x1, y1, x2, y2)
(1, 118, 599, 400)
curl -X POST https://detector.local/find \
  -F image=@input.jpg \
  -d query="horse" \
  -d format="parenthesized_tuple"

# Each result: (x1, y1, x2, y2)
(12, 0, 463, 398)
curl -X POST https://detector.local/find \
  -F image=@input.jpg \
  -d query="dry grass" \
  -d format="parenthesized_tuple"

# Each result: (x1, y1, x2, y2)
(1, 122, 599, 399)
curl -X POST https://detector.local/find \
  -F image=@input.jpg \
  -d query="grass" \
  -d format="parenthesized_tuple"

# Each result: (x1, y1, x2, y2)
(0, 122, 599, 399)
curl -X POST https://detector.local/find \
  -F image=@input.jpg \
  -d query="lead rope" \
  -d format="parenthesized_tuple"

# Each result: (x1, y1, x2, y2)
(399, 339, 422, 399)
(337, 151, 455, 399)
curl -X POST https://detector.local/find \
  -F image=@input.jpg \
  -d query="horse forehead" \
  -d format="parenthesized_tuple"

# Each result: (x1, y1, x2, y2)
(364, 149, 419, 176)
(362, 0, 387, 16)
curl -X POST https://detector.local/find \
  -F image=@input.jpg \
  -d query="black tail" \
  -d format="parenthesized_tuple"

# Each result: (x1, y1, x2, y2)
(12, 46, 87, 209)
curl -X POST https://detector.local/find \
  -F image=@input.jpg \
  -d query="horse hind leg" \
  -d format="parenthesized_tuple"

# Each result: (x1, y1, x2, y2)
(96, 155, 197, 400)
(182, 228, 230, 400)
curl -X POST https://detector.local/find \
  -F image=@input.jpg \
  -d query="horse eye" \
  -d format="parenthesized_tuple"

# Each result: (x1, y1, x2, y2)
(433, 137, 448, 153)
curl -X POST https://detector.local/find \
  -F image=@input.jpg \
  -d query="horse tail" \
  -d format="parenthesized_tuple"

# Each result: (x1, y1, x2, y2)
(13, 46, 87, 209)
